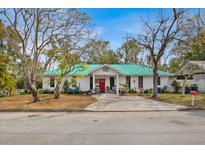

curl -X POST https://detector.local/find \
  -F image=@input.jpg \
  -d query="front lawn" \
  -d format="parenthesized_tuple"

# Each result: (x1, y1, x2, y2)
(0, 94, 96, 110)
(146, 93, 205, 107)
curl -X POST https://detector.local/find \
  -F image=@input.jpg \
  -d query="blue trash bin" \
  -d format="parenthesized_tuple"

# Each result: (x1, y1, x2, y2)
(157, 86, 161, 93)
(185, 87, 191, 94)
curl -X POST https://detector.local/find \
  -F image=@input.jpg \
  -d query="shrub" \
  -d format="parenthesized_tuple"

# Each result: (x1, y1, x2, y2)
(129, 89, 136, 94)
(120, 83, 129, 93)
(171, 80, 181, 93)
(161, 86, 168, 93)
(36, 79, 42, 89)
(20, 89, 31, 95)
(16, 78, 26, 89)
(42, 89, 54, 94)
(185, 82, 190, 89)
(144, 88, 152, 95)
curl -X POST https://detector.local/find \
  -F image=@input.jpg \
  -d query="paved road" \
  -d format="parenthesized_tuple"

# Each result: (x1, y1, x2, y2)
(1, 111, 205, 144)
(86, 94, 183, 111)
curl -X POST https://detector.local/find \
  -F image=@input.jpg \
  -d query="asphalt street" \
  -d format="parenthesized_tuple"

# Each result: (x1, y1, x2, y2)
(1, 111, 205, 144)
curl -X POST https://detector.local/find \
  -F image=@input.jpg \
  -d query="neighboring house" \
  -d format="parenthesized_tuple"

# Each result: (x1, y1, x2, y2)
(43, 64, 172, 95)
(176, 61, 205, 92)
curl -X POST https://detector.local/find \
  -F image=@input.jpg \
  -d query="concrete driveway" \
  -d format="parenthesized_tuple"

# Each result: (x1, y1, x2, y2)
(85, 94, 184, 111)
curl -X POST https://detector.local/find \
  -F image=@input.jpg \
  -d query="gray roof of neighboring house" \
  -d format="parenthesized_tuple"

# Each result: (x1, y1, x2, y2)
(177, 61, 205, 75)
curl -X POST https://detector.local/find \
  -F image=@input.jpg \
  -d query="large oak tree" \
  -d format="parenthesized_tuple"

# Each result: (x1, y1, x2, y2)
(133, 9, 186, 97)
(0, 9, 92, 102)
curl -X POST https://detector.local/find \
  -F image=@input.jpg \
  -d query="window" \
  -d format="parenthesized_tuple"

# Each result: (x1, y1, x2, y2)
(50, 77, 55, 87)
(177, 75, 193, 80)
(71, 76, 77, 87)
(126, 76, 131, 89)
(90, 77, 93, 90)
(110, 77, 115, 90)
(138, 76, 143, 89)
(158, 77, 161, 86)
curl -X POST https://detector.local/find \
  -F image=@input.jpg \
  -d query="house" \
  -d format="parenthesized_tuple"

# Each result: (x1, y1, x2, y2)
(43, 64, 172, 95)
(176, 61, 205, 92)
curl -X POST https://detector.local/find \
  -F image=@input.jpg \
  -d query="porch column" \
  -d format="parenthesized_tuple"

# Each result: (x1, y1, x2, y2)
(92, 74, 95, 93)
(116, 74, 119, 95)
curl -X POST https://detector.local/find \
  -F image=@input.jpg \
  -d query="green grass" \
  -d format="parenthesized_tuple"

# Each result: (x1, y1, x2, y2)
(145, 93, 205, 107)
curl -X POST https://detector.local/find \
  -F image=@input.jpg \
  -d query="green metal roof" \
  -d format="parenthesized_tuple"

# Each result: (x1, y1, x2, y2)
(44, 64, 172, 76)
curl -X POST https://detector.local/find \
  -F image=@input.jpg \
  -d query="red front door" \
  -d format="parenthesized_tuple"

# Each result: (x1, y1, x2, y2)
(99, 79, 105, 92)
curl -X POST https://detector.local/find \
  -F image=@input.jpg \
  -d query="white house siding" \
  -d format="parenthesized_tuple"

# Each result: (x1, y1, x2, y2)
(193, 74, 205, 92)
(42, 77, 69, 91)
(76, 76, 90, 91)
(143, 76, 153, 90)
(119, 76, 169, 90)
(43, 74, 171, 92)
(43, 76, 90, 92)
(43, 77, 55, 90)
(161, 76, 170, 87)
(119, 76, 126, 84)
(143, 76, 170, 90)
(197, 79, 205, 92)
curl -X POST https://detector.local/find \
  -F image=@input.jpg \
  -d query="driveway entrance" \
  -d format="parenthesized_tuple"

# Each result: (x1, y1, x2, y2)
(86, 94, 184, 111)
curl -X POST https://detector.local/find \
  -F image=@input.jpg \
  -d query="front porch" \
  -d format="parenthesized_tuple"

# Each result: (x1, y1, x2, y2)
(89, 64, 122, 95)
(91, 74, 119, 95)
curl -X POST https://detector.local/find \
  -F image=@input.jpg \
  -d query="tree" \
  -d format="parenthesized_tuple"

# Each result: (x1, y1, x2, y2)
(54, 54, 86, 99)
(170, 31, 205, 73)
(0, 53, 15, 95)
(52, 38, 90, 99)
(82, 39, 120, 64)
(0, 20, 15, 95)
(0, 9, 92, 102)
(169, 11, 205, 73)
(117, 38, 143, 64)
(99, 50, 120, 64)
(133, 9, 186, 97)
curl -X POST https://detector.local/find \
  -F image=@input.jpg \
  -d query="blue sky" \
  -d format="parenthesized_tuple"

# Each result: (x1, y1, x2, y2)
(80, 8, 202, 50)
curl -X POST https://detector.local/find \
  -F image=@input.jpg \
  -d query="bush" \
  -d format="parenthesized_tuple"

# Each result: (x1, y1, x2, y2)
(36, 80, 42, 89)
(161, 86, 168, 93)
(144, 88, 152, 95)
(16, 78, 26, 89)
(42, 89, 54, 94)
(20, 89, 31, 95)
(120, 83, 129, 93)
(129, 89, 137, 94)
(171, 80, 181, 93)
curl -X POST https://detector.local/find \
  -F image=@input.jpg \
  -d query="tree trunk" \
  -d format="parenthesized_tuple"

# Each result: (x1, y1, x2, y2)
(54, 81, 61, 99)
(182, 76, 187, 97)
(152, 66, 158, 98)
(30, 84, 40, 102)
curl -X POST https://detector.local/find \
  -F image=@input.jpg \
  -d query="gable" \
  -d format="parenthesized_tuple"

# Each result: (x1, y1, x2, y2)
(90, 65, 121, 75)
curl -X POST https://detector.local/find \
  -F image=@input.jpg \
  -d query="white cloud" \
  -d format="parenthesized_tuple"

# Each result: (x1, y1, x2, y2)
(95, 26, 104, 36)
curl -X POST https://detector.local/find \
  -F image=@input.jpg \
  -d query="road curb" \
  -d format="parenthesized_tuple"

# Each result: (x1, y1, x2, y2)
(1, 107, 204, 112)
(0, 109, 88, 112)
(177, 107, 205, 111)
(0, 109, 180, 112)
